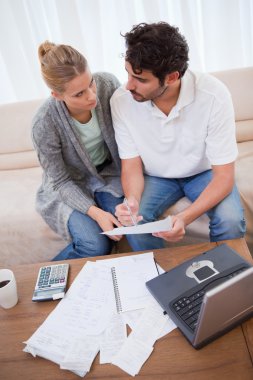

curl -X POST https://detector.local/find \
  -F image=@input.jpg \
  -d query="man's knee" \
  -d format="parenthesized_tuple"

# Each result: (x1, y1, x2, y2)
(210, 212, 246, 241)
(224, 214, 246, 237)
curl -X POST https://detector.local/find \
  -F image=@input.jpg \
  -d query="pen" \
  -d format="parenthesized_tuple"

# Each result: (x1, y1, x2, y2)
(154, 258, 160, 275)
(123, 198, 137, 226)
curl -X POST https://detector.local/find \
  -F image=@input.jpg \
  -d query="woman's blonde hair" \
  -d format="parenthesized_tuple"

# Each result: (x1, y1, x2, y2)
(38, 41, 87, 93)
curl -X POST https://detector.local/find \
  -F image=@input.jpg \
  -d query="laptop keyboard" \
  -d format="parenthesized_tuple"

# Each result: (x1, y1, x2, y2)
(172, 267, 246, 332)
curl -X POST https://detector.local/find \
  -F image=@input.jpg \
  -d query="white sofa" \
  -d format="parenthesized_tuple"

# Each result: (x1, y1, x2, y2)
(1, 67, 253, 266)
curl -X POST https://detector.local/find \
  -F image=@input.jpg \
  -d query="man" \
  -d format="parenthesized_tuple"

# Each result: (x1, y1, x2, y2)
(111, 22, 245, 251)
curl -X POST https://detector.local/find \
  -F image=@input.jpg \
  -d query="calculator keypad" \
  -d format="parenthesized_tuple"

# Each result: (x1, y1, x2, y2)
(37, 264, 69, 289)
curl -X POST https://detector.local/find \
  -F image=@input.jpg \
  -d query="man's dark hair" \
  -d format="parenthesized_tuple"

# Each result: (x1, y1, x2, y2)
(123, 22, 189, 85)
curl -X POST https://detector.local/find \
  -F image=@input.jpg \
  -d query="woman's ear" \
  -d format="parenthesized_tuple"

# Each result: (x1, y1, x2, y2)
(51, 90, 63, 100)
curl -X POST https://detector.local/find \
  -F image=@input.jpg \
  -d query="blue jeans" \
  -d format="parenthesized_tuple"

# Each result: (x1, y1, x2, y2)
(127, 170, 246, 251)
(52, 192, 124, 261)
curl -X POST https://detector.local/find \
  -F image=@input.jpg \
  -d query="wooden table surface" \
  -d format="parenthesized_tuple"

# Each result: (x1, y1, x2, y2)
(0, 238, 253, 380)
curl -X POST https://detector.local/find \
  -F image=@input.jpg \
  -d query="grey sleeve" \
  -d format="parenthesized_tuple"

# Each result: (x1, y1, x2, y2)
(32, 117, 95, 214)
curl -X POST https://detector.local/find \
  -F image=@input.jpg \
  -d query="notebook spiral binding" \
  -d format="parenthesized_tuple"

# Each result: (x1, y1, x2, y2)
(111, 267, 123, 313)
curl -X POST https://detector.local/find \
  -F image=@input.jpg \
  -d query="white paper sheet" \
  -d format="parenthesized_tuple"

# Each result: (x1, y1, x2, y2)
(24, 265, 115, 367)
(112, 336, 153, 377)
(121, 309, 144, 330)
(99, 313, 127, 364)
(95, 251, 155, 267)
(60, 336, 100, 372)
(102, 216, 172, 235)
(112, 253, 159, 312)
(23, 252, 175, 377)
(111, 298, 176, 376)
(130, 298, 176, 345)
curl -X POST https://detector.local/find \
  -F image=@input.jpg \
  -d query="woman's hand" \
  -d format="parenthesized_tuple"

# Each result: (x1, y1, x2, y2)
(88, 206, 123, 241)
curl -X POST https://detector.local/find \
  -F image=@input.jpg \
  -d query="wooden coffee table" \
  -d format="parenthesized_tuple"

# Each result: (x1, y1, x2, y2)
(1, 238, 253, 379)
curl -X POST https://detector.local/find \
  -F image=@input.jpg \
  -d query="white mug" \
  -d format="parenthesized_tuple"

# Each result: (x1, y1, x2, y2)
(0, 269, 18, 309)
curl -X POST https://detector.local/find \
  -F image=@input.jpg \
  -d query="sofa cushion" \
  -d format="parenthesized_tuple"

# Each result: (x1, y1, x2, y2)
(0, 151, 39, 170)
(236, 140, 253, 251)
(212, 67, 253, 143)
(0, 99, 44, 169)
(212, 67, 253, 121)
(0, 166, 66, 265)
(235, 120, 253, 143)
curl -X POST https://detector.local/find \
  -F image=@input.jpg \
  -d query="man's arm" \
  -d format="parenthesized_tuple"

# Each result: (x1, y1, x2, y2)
(121, 157, 144, 202)
(154, 162, 235, 242)
(115, 157, 144, 225)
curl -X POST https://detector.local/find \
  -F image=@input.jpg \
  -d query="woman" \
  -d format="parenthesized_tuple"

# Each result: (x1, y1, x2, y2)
(32, 41, 123, 260)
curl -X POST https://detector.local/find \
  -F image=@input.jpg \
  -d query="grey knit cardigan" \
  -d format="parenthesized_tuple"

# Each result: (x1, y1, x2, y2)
(32, 72, 123, 240)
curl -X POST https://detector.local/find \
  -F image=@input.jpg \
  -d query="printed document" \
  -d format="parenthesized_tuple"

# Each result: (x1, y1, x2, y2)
(23, 252, 176, 377)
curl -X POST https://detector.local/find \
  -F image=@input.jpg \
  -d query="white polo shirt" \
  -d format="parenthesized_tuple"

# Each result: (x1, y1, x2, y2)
(110, 70, 237, 178)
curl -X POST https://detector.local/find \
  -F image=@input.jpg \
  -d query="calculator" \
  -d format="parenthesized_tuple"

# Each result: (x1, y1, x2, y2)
(32, 263, 69, 302)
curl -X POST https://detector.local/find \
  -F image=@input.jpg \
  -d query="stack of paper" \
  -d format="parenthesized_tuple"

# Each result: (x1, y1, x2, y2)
(23, 252, 176, 377)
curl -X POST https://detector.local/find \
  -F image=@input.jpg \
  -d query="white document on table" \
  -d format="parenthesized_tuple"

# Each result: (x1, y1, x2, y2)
(112, 298, 176, 377)
(99, 313, 127, 364)
(23, 263, 115, 376)
(23, 252, 175, 377)
(102, 216, 172, 236)
(111, 253, 159, 313)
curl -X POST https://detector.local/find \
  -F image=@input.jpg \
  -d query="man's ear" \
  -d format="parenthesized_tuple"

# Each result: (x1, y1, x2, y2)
(51, 90, 63, 100)
(164, 71, 180, 85)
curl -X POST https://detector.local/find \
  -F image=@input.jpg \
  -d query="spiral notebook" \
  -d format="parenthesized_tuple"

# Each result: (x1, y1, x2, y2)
(111, 252, 159, 313)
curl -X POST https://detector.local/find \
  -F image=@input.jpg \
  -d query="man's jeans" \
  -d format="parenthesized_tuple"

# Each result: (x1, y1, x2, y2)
(127, 170, 246, 251)
(52, 192, 124, 261)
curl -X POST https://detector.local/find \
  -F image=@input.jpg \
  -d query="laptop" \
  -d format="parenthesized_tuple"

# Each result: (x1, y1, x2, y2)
(146, 243, 253, 348)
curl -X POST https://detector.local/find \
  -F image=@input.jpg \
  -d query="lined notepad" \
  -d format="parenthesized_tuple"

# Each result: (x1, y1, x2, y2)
(111, 252, 159, 313)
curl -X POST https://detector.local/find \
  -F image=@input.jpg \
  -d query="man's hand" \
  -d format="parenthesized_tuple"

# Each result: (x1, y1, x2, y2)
(115, 196, 143, 226)
(152, 215, 186, 242)
(88, 206, 123, 241)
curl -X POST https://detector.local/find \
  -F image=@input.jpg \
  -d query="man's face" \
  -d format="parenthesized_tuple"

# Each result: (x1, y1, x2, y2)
(125, 61, 168, 102)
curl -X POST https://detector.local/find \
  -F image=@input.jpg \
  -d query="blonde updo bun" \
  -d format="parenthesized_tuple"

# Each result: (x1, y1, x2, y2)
(38, 41, 87, 93)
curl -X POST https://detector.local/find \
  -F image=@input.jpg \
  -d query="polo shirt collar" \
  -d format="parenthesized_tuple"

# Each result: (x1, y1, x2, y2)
(145, 69, 195, 119)
(175, 69, 195, 111)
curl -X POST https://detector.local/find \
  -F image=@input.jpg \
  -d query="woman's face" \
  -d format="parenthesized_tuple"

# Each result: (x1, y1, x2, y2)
(53, 68, 97, 115)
